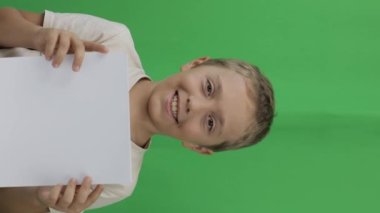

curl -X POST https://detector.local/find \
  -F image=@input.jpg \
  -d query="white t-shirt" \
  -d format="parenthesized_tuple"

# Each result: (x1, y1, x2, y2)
(0, 10, 150, 212)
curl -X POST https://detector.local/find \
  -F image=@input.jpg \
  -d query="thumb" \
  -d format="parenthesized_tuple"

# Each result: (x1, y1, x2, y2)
(83, 41, 109, 53)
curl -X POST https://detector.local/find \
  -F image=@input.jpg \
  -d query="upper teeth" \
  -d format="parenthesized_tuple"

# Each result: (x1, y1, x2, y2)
(171, 93, 178, 120)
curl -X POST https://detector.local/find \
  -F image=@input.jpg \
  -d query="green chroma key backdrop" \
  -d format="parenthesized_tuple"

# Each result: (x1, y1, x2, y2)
(1, 0, 379, 212)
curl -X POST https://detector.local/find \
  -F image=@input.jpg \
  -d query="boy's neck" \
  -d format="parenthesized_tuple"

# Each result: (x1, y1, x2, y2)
(129, 78, 157, 148)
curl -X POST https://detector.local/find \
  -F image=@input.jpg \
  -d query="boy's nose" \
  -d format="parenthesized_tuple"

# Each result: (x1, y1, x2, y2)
(185, 96, 212, 115)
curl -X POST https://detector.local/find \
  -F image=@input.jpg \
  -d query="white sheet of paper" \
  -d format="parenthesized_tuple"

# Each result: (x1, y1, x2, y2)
(0, 52, 132, 187)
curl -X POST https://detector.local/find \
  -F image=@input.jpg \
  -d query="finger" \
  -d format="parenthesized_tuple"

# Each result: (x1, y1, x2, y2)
(74, 176, 92, 204)
(47, 184, 63, 206)
(52, 33, 71, 68)
(44, 31, 59, 61)
(36, 186, 52, 205)
(57, 178, 76, 208)
(83, 41, 108, 53)
(86, 184, 104, 206)
(71, 38, 85, 72)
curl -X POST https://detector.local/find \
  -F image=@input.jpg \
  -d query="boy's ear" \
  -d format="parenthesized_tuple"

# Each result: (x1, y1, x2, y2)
(182, 141, 214, 155)
(180, 56, 210, 72)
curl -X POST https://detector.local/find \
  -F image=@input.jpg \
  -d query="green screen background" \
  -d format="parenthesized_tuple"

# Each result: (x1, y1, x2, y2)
(1, 0, 379, 212)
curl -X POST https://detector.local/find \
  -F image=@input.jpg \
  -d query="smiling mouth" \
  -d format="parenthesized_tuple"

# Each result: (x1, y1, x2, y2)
(170, 90, 179, 123)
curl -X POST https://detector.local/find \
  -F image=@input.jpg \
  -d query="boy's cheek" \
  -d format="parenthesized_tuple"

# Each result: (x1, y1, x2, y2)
(174, 125, 204, 143)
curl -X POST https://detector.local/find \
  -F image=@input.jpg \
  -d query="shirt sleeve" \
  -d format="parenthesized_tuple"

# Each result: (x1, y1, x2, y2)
(43, 10, 143, 69)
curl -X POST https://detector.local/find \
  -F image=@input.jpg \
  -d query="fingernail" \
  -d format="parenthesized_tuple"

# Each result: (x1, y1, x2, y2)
(41, 190, 50, 199)
(53, 63, 58, 68)
(73, 65, 80, 72)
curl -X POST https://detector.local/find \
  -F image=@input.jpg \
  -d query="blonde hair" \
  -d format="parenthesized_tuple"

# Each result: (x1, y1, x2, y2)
(195, 59, 275, 152)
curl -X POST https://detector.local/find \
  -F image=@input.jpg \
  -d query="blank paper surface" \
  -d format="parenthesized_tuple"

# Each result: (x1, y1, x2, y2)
(0, 52, 131, 187)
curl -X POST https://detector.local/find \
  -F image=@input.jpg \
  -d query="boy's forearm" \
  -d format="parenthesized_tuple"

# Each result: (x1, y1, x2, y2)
(0, 187, 49, 213)
(0, 7, 42, 49)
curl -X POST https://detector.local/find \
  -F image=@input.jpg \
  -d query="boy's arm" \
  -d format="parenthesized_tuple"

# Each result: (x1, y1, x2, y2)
(0, 7, 42, 49)
(0, 8, 141, 211)
(0, 187, 48, 213)
(0, 7, 108, 70)
(18, 9, 44, 26)
(0, 10, 106, 212)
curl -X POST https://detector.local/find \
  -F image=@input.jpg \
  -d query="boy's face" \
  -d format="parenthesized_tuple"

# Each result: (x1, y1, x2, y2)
(147, 57, 255, 154)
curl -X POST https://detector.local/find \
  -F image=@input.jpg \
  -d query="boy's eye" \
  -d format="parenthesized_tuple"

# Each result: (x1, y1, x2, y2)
(207, 115, 215, 132)
(206, 79, 213, 96)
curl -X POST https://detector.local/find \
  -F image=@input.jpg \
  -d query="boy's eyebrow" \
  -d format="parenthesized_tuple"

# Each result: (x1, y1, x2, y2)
(217, 114, 224, 137)
(216, 74, 222, 96)
(215, 74, 224, 137)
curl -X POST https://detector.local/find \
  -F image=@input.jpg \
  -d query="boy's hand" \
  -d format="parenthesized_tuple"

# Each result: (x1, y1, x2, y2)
(33, 28, 109, 72)
(36, 176, 104, 213)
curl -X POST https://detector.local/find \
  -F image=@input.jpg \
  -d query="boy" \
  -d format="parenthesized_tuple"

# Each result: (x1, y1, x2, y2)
(0, 7, 274, 213)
